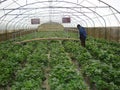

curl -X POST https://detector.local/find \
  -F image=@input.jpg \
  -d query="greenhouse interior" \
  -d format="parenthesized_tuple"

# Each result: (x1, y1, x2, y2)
(0, 0, 120, 90)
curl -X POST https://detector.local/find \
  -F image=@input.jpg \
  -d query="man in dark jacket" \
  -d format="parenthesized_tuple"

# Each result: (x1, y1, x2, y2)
(77, 24, 87, 47)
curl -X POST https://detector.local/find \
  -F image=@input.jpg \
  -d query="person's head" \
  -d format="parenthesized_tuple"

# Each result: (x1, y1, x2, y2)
(77, 24, 81, 29)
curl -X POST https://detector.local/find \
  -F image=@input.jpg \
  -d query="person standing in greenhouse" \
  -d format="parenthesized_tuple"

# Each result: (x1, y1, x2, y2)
(77, 24, 87, 47)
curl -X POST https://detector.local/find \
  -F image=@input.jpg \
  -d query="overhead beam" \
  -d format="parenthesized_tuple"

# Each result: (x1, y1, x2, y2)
(0, 6, 109, 10)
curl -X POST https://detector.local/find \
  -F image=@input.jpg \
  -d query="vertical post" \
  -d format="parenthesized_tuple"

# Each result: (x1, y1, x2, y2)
(117, 27, 120, 42)
(115, 19, 120, 42)
(26, 0, 27, 5)
(77, 0, 79, 3)
(49, 0, 52, 22)
(5, 22, 8, 40)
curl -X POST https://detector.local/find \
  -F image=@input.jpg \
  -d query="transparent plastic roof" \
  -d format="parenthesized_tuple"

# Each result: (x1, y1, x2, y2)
(0, 0, 120, 30)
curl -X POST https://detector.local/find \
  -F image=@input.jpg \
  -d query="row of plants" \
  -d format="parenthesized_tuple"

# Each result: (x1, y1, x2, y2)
(11, 42, 49, 90)
(0, 41, 48, 89)
(0, 31, 119, 90)
(48, 41, 89, 90)
(0, 42, 33, 88)
(87, 37, 120, 55)
(90, 37, 120, 48)
(62, 41, 120, 90)
(86, 39, 120, 69)
(17, 31, 78, 41)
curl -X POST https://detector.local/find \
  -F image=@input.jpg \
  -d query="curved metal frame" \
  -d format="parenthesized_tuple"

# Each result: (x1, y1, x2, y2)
(2, 1, 101, 29)
(0, 0, 120, 29)
(10, 9, 93, 30)
(0, 1, 106, 26)
(0, 0, 7, 4)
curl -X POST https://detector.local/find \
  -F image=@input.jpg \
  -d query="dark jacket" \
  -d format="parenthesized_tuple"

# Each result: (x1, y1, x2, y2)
(78, 26, 87, 39)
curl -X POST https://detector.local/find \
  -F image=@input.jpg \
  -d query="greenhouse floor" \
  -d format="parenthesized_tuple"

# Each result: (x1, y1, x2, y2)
(0, 31, 119, 90)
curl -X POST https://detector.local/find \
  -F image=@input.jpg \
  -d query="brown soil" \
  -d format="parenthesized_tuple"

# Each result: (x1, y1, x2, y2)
(71, 59, 91, 90)
(42, 53, 50, 90)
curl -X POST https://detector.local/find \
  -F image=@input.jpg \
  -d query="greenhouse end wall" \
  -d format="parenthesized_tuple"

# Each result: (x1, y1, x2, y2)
(86, 27, 120, 42)
(0, 29, 36, 41)
(64, 27, 120, 43)
(0, 27, 120, 43)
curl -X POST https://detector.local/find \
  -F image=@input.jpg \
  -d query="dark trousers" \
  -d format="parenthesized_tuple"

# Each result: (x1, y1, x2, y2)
(80, 37, 86, 47)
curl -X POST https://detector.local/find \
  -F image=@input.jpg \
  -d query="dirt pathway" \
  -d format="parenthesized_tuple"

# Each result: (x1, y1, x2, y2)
(70, 57, 91, 90)
(42, 53, 50, 90)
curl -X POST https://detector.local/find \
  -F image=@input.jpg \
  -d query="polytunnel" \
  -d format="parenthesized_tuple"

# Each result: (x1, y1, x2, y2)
(0, 0, 120, 90)
(0, 0, 120, 29)
(0, 0, 120, 42)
